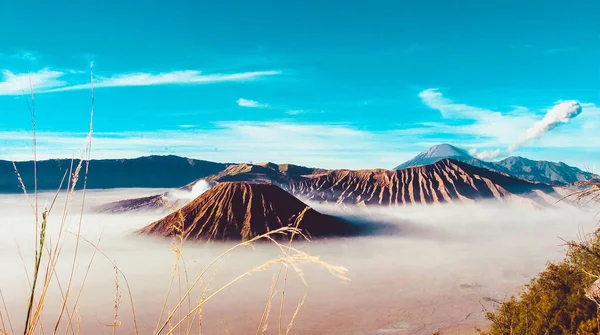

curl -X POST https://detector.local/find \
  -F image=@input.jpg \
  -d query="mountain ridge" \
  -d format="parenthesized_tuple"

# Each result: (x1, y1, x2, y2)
(289, 158, 559, 207)
(395, 144, 597, 185)
(100, 158, 566, 213)
(0, 155, 228, 193)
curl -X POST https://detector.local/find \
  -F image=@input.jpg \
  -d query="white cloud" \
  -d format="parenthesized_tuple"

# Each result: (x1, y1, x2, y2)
(419, 88, 492, 119)
(0, 69, 280, 95)
(286, 109, 304, 115)
(0, 123, 421, 169)
(469, 148, 501, 160)
(236, 98, 268, 108)
(2, 115, 599, 169)
(0, 69, 66, 95)
(419, 88, 535, 145)
(49, 70, 280, 92)
(418, 88, 595, 159)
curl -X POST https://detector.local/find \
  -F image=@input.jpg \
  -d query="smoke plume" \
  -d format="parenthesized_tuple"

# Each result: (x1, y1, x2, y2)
(508, 100, 582, 152)
(165, 179, 213, 201)
(472, 100, 582, 159)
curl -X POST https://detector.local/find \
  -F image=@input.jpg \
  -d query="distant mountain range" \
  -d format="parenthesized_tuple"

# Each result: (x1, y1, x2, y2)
(394, 144, 597, 185)
(0, 155, 226, 193)
(100, 158, 565, 213)
(2, 144, 596, 195)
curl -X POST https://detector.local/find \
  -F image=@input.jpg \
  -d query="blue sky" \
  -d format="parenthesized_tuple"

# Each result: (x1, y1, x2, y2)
(0, 0, 598, 170)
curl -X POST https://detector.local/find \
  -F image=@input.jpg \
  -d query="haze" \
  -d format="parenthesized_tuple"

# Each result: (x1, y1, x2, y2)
(0, 188, 596, 335)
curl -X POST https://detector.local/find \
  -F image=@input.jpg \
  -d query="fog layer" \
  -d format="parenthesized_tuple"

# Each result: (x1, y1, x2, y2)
(0, 189, 596, 335)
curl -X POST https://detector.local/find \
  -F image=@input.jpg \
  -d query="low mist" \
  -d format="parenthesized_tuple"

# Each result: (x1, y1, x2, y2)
(164, 179, 213, 201)
(0, 189, 597, 334)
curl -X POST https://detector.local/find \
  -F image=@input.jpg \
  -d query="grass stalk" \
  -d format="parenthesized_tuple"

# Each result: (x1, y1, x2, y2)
(24, 209, 48, 335)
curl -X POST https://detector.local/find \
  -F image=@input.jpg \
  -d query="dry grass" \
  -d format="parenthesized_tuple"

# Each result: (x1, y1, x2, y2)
(0, 66, 349, 335)
(565, 181, 600, 205)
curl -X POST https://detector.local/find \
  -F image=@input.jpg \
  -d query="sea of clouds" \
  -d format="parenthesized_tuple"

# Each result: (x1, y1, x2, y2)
(0, 188, 597, 334)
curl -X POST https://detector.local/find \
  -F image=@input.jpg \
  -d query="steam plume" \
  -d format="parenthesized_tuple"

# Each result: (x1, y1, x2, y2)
(472, 100, 582, 159)
(165, 179, 213, 201)
(508, 100, 582, 152)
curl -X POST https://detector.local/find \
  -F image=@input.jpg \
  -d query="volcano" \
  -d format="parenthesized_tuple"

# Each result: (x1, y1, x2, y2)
(394, 144, 597, 185)
(394, 144, 473, 170)
(137, 182, 352, 241)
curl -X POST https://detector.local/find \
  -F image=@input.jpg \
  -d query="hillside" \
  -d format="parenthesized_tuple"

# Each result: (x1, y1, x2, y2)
(0, 155, 227, 193)
(290, 159, 558, 206)
(138, 182, 352, 241)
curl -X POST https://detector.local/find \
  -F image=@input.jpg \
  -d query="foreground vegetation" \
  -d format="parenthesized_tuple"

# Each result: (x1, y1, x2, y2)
(482, 181, 600, 335)
(0, 74, 347, 335)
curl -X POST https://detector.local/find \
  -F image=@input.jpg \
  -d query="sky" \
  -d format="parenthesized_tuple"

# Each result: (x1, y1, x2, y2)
(0, 0, 599, 170)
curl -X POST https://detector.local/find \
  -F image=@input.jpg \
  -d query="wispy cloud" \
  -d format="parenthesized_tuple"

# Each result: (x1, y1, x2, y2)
(49, 70, 280, 92)
(419, 88, 535, 143)
(0, 68, 280, 95)
(2, 114, 599, 169)
(236, 98, 268, 108)
(0, 123, 424, 169)
(286, 109, 304, 115)
(0, 69, 66, 96)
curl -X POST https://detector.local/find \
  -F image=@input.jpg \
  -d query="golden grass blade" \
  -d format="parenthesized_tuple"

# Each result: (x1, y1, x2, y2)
(260, 285, 275, 334)
(278, 207, 308, 334)
(24, 209, 48, 335)
(285, 291, 307, 335)
(154, 227, 302, 334)
(28, 77, 40, 270)
(179, 254, 192, 333)
(47, 170, 69, 215)
(163, 251, 348, 334)
(61, 233, 103, 334)
(28, 168, 74, 335)
(71, 234, 139, 335)
(0, 311, 8, 335)
(0, 288, 14, 335)
(255, 272, 280, 335)
(153, 206, 187, 334)
(154, 265, 180, 333)
(54, 62, 95, 335)
(256, 208, 308, 335)
(111, 266, 121, 335)
(185, 262, 222, 335)
(16, 242, 32, 290)
(12, 162, 34, 213)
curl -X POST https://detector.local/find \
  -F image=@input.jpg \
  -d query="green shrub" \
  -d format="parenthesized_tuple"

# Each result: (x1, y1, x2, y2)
(482, 231, 600, 335)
